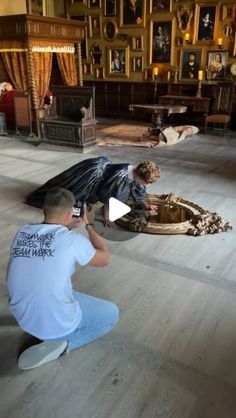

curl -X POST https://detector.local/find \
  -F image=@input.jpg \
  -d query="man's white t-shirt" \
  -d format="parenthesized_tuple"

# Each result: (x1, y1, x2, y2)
(7, 224, 95, 340)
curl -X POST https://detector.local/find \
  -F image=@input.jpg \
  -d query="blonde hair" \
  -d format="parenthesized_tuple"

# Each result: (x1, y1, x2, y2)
(135, 161, 161, 183)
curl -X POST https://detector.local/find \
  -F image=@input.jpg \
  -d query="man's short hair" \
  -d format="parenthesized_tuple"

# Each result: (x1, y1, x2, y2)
(43, 187, 75, 216)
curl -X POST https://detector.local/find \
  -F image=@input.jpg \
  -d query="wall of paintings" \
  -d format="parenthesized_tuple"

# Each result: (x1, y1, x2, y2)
(68, 0, 236, 83)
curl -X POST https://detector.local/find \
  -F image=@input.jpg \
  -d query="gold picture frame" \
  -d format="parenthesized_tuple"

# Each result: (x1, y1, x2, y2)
(82, 63, 92, 76)
(89, 15, 102, 38)
(103, 20, 118, 41)
(144, 68, 154, 81)
(193, 3, 219, 44)
(222, 4, 235, 20)
(132, 56, 144, 72)
(179, 49, 202, 81)
(120, 0, 146, 27)
(28, 0, 46, 16)
(132, 36, 144, 51)
(150, 0, 173, 13)
(95, 67, 105, 79)
(150, 18, 175, 64)
(177, 6, 193, 34)
(108, 46, 129, 78)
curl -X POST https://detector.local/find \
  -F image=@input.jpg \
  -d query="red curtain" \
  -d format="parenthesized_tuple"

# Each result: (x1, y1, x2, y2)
(1, 51, 28, 91)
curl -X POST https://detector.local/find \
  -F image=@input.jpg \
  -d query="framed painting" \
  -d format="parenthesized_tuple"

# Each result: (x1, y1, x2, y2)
(207, 50, 228, 80)
(150, 19, 173, 64)
(95, 67, 105, 79)
(104, 0, 116, 16)
(222, 4, 235, 20)
(108, 46, 129, 77)
(150, 0, 172, 13)
(144, 68, 154, 81)
(132, 56, 143, 72)
(120, 0, 146, 27)
(89, 15, 102, 38)
(179, 49, 202, 81)
(82, 63, 92, 76)
(28, 0, 46, 16)
(132, 36, 144, 51)
(177, 6, 193, 34)
(194, 4, 218, 43)
(103, 20, 118, 41)
(88, 0, 101, 7)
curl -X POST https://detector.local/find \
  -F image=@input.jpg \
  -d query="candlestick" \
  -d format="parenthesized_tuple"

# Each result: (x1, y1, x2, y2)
(198, 70, 203, 81)
(217, 38, 223, 49)
(184, 32, 190, 41)
(153, 67, 159, 76)
(196, 80, 202, 98)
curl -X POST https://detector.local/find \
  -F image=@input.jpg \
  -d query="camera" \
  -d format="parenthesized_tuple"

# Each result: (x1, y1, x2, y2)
(72, 201, 84, 218)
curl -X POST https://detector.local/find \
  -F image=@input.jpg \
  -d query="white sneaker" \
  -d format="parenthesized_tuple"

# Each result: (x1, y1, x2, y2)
(18, 340, 68, 370)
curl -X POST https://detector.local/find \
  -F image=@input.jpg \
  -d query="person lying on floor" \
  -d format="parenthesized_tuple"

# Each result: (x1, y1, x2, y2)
(7, 187, 119, 370)
(26, 156, 161, 227)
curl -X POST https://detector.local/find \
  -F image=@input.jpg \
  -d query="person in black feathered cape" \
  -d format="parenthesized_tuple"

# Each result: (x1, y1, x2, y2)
(26, 156, 161, 226)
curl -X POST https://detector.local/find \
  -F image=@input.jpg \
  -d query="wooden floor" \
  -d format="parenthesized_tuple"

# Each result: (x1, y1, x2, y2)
(0, 124, 236, 418)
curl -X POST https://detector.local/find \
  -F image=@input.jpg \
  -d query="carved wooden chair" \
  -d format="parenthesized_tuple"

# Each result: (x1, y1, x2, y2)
(205, 83, 233, 135)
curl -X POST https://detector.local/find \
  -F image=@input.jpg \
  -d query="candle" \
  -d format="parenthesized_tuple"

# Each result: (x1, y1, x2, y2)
(217, 38, 223, 46)
(198, 70, 203, 80)
(184, 33, 190, 41)
(153, 67, 159, 76)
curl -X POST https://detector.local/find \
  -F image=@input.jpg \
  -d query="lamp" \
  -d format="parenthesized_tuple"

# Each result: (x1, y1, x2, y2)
(217, 38, 223, 49)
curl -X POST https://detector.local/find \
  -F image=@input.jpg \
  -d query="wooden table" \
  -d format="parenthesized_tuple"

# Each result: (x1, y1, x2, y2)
(159, 95, 211, 117)
(129, 103, 187, 139)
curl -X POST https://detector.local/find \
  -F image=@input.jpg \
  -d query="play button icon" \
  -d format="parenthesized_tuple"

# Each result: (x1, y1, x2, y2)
(109, 197, 131, 222)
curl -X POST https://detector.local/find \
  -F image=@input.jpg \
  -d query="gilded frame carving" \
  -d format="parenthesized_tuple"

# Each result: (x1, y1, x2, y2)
(177, 6, 193, 34)
(103, 20, 118, 41)
(150, 18, 175, 64)
(108, 46, 129, 78)
(150, 0, 173, 13)
(193, 3, 219, 44)
(120, 0, 146, 27)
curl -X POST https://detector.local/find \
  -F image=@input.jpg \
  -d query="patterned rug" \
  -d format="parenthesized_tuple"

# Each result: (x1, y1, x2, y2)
(96, 123, 199, 148)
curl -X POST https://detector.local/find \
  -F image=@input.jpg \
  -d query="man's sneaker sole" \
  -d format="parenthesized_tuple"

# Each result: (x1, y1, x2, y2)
(18, 340, 68, 370)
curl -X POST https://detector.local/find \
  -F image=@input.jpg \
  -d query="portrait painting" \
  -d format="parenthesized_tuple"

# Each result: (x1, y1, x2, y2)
(104, 0, 116, 16)
(103, 20, 117, 41)
(195, 5, 217, 42)
(222, 4, 235, 20)
(180, 49, 202, 80)
(89, 15, 101, 38)
(132, 36, 144, 51)
(151, 20, 172, 63)
(132, 57, 143, 72)
(150, 0, 172, 13)
(108, 46, 129, 77)
(30, 0, 45, 15)
(121, 0, 146, 27)
(207, 50, 228, 80)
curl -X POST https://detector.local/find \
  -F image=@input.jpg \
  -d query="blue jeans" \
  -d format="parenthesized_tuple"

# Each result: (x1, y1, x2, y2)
(55, 291, 119, 351)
